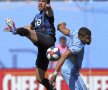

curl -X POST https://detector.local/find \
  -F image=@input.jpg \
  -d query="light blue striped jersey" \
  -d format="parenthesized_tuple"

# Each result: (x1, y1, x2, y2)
(63, 30, 85, 71)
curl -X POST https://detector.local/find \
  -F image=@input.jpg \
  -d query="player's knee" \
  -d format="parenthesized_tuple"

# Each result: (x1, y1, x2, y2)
(36, 78, 41, 83)
(36, 73, 44, 82)
(17, 28, 29, 36)
(35, 75, 41, 82)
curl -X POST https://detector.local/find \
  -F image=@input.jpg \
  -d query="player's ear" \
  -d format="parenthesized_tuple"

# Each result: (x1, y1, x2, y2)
(78, 34, 83, 41)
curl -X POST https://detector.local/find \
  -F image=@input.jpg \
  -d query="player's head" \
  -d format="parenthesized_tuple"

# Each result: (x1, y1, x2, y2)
(78, 27, 92, 45)
(59, 36, 67, 47)
(38, 0, 50, 11)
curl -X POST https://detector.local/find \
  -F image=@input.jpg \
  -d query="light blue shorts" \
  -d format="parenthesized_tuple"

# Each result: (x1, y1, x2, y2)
(61, 60, 87, 90)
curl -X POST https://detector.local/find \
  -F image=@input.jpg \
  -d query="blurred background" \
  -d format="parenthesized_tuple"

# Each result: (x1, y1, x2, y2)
(0, 0, 108, 90)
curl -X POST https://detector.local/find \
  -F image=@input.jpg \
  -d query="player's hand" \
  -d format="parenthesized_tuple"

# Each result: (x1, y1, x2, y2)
(57, 22, 66, 31)
(49, 74, 57, 85)
(45, 4, 51, 10)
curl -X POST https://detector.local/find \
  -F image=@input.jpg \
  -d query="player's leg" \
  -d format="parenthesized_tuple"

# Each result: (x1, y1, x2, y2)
(78, 73, 88, 90)
(61, 60, 87, 90)
(61, 60, 72, 85)
(5, 18, 38, 43)
(5, 22, 54, 45)
(17, 28, 38, 43)
(17, 27, 56, 46)
(35, 46, 56, 90)
(36, 68, 56, 90)
(69, 71, 87, 90)
(5, 18, 56, 46)
(34, 31, 55, 47)
(35, 33, 55, 90)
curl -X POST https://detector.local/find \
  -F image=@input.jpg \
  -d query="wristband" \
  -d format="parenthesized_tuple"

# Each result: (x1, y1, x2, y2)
(53, 71, 58, 76)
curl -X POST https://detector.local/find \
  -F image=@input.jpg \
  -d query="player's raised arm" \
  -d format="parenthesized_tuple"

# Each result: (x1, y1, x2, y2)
(45, 4, 53, 17)
(57, 22, 70, 36)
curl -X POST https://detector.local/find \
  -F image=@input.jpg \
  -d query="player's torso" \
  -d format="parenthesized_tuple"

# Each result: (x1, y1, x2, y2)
(67, 30, 84, 70)
(63, 49, 84, 71)
(34, 11, 55, 35)
(34, 12, 50, 29)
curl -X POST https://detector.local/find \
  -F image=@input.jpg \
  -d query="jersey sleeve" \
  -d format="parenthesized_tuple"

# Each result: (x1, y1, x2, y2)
(68, 30, 75, 37)
(46, 9, 54, 23)
(69, 38, 84, 55)
(46, 8, 54, 17)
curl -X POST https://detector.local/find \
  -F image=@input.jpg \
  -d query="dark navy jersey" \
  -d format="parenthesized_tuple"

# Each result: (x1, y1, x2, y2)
(31, 11, 56, 36)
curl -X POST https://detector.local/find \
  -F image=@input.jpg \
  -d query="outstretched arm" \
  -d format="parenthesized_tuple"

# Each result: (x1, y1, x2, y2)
(57, 22, 70, 36)
(49, 49, 72, 84)
(55, 49, 71, 72)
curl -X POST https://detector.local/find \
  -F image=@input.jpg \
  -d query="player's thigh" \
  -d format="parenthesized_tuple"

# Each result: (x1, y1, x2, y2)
(36, 68, 46, 82)
(61, 64, 71, 85)
(34, 32, 55, 48)
(61, 59, 74, 85)
(75, 75, 87, 90)
(27, 30, 55, 47)
(69, 72, 87, 90)
(36, 46, 49, 70)
(26, 29, 38, 43)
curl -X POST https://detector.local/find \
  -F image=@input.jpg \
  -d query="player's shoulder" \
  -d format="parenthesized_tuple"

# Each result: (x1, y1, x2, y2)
(69, 30, 78, 37)
(73, 30, 78, 35)
(72, 30, 84, 46)
(34, 13, 40, 19)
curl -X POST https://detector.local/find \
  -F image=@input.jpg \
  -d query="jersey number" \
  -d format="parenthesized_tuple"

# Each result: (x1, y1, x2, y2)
(36, 19, 42, 26)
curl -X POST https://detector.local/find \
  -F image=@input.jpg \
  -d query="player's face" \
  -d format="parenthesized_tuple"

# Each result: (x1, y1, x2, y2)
(38, 0, 47, 11)
(81, 35, 92, 45)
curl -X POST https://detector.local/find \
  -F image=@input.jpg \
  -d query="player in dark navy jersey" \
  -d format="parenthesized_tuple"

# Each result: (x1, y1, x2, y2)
(5, 0, 56, 90)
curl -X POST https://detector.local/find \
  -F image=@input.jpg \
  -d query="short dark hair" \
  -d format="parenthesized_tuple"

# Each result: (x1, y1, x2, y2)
(78, 27, 91, 36)
(46, 0, 50, 4)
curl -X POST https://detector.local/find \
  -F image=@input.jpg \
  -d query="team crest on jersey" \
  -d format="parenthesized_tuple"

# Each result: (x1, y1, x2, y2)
(35, 19, 42, 26)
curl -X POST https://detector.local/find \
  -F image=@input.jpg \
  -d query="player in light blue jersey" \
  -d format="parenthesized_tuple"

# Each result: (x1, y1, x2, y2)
(50, 22, 92, 90)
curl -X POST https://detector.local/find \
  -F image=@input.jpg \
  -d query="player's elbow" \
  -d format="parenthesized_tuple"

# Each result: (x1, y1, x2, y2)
(63, 32, 69, 36)
(61, 28, 70, 36)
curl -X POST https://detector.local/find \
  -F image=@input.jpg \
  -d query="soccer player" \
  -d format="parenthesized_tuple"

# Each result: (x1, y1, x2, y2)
(5, 0, 56, 90)
(50, 22, 92, 90)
